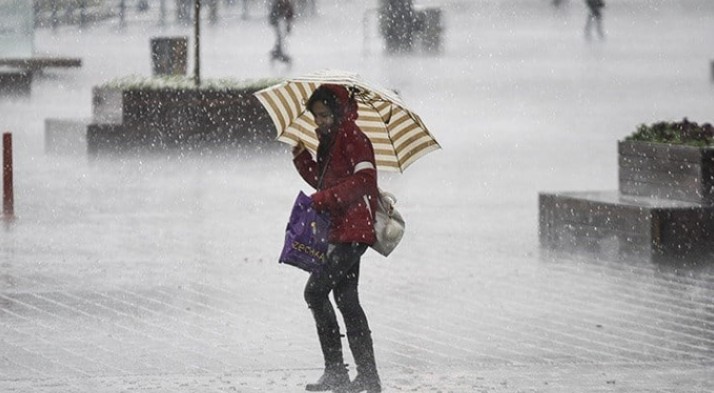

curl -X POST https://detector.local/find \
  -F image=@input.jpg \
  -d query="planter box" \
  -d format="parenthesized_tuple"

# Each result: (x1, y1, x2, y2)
(619, 141, 714, 205)
(122, 88, 274, 146)
(88, 86, 276, 155)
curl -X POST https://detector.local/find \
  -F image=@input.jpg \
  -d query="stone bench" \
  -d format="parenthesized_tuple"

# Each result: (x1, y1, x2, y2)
(44, 86, 120, 155)
(45, 118, 92, 155)
(539, 191, 714, 264)
(0, 57, 82, 96)
(0, 57, 82, 73)
(539, 141, 714, 265)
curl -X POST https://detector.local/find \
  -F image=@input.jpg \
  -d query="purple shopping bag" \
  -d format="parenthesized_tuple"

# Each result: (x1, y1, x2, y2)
(279, 191, 330, 273)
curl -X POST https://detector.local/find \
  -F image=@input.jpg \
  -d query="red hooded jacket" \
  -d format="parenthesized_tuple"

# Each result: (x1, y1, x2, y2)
(293, 85, 378, 245)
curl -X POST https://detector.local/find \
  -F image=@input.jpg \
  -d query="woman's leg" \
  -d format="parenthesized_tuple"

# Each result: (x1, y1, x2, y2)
(303, 243, 366, 390)
(332, 245, 381, 393)
(333, 246, 369, 336)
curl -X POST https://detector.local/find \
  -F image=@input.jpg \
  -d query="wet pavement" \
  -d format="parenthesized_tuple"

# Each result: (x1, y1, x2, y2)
(2, 0, 714, 391)
(1, 237, 713, 392)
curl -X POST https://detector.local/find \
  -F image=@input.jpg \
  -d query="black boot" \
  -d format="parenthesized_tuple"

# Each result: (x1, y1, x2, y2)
(346, 372, 381, 393)
(345, 331, 381, 393)
(305, 363, 350, 392)
(306, 322, 350, 392)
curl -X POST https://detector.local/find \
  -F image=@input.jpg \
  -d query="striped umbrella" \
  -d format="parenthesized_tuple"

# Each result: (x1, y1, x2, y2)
(253, 70, 440, 172)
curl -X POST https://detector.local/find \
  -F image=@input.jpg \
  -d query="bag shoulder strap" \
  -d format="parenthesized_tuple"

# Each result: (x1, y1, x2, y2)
(317, 150, 332, 190)
(317, 134, 337, 190)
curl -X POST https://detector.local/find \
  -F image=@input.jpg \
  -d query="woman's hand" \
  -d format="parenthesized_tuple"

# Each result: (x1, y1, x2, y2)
(292, 140, 306, 158)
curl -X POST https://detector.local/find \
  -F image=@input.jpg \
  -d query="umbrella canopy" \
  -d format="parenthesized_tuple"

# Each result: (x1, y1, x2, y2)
(253, 70, 440, 172)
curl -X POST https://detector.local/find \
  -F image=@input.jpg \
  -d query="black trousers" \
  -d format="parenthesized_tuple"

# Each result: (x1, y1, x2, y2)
(304, 243, 371, 366)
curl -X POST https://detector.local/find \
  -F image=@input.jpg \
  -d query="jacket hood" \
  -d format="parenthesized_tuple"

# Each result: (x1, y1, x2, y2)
(322, 84, 359, 124)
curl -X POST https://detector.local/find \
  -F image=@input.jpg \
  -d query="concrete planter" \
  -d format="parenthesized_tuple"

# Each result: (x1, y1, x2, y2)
(619, 141, 714, 205)
(88, 86, 275, 155)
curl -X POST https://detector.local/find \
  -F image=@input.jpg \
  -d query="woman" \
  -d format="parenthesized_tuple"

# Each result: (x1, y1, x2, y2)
(292, 84, 382, 393)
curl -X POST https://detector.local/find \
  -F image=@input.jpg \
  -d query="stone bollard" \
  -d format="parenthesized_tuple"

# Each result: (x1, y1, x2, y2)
(150, 36, 188, 76)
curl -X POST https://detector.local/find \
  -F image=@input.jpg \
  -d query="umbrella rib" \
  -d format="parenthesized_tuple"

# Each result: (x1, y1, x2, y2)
(364, 99, 393, 125)
(361, 99, 404, 170)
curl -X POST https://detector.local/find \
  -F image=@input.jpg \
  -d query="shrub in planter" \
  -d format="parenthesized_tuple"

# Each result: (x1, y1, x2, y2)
(625, 118, 714, 147)
(619, 118, 714, 205)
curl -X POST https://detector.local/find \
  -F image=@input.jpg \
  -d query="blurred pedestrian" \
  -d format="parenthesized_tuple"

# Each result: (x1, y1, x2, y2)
(225, 0, 250, 19)
(206, 0, 219, 24)
(242, 0, 249, 19)
(292, 84, 382, 393)
(137, 0, 149, 12)
(584, 0, 605, 40)
(176, 0, 192, 24)
(268, 0, 294, 65)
